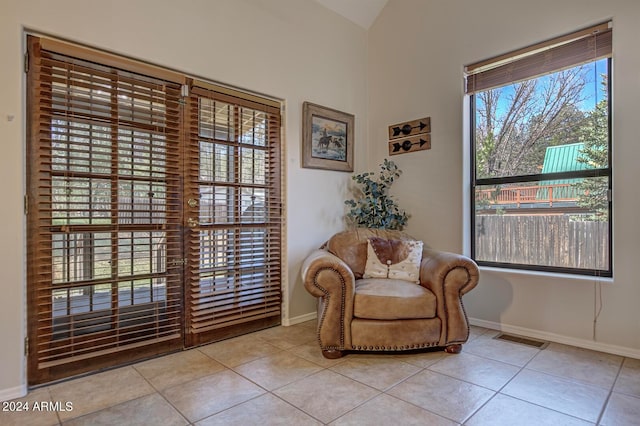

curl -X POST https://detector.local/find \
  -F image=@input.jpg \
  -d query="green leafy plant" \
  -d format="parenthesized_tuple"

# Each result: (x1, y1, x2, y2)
(344, 159, 408, 230)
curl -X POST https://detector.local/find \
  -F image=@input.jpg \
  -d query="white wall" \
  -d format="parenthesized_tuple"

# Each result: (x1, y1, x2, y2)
(0, 0, 367, 396)
(369, 0, 640, 355)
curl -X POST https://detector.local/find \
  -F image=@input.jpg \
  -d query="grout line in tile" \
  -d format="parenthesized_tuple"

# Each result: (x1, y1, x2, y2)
(467, 326, 494, 343)
(43, 386, 63, 426)
(197, 345, 286, 370)
(325, 386, 383, 425)
(324, 350, 505, 423)
(461, 392, 498, 425)
(424, 362, 510, 394)
(221, 366, 272, 394)
(488, 392, 601, 426)
(327, 358, 424, 393)
(460, 347, 532, 424)
(146, 365, 269, 424)
(327, 391, 383, 425)
(519, 354, 623, 392)
(513, 366, 615, 394)
(373, 364, 471, 423)
(229, 353, 327, 393)
(275, 364, 384, 424)
(156, 390, 192, 426)
(594, 356, 626, 426)
(191, 393, 269, 425)
(68, 393, 187, 426)
(133, 355, 225, 394)
(132, 363, 157, 391)
(386, 389, 467, 425)
(493, 348, 612, 425)
(135, 359, 196, 425)
(268, 390, 329, 425)
(464, 344, 543, 368)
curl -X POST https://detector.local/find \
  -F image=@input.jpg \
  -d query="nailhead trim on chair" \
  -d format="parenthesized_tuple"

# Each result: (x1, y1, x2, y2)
(352, 342, 439, 351)
(440, 265, 473, 345)
(310, 266, 347, 350)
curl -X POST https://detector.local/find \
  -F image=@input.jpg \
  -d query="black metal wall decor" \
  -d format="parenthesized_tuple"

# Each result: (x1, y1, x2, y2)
(388, 117, 431, 155)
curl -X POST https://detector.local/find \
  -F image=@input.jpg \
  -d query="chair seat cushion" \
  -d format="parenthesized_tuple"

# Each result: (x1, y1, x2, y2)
(353, 278, 437, 320)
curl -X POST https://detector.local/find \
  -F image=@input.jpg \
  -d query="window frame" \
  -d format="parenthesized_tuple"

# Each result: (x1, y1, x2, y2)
(468, 34, 613, 278)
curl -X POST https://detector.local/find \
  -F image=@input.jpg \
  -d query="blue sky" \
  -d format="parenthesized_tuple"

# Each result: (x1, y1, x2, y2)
(477, 58, 608, 120)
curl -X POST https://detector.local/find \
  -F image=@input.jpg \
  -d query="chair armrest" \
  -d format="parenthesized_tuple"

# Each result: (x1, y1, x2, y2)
(420, 248, 479, 345)
(301, 249, 355, 350)
(420, 249, 479, 295)
(302, 250, 355, 297)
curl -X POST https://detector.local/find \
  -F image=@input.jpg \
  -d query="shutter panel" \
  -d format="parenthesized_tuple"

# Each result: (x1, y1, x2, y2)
(184, 83, 282, 345)
(26, 36, 184, 383)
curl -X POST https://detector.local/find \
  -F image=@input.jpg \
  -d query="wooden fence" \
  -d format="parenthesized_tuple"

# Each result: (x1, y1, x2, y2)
(475, 215, 609, 270)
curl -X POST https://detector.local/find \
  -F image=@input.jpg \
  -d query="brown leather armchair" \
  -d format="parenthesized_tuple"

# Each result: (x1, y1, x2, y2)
(302, 228, 479, 358)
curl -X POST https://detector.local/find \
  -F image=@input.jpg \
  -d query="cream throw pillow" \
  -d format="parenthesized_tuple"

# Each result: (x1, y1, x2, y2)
(363, 237, 423, 283)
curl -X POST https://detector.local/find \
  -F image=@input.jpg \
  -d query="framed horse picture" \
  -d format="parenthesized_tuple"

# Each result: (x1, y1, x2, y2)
(302, 102, 354, 172)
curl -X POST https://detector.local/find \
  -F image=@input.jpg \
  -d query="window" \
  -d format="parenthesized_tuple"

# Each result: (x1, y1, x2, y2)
(466, 23, 612, 276)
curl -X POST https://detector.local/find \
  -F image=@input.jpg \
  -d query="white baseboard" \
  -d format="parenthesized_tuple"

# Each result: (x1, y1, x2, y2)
(282, 312, 317, 326)
(0, 384, 27, 402)
(470, 317, 640, 359)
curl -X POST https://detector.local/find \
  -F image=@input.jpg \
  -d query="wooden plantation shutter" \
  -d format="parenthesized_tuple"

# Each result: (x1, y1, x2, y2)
(26, 34, 284, 384)
(26, 36, 184, 383)
(184, 81, 282, 346)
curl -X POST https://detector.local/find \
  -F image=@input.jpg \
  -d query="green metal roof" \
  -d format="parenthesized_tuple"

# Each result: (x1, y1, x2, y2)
(541, 142, 590, 174)
(538, 142, 589, 200)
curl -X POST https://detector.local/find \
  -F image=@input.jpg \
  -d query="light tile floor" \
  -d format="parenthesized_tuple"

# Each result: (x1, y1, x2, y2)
(2, 321, 640, 425)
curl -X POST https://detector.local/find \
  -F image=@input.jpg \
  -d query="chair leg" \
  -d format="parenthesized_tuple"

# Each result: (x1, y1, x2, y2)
(444, 344, 462, 354)
(322, 349, 344, 359)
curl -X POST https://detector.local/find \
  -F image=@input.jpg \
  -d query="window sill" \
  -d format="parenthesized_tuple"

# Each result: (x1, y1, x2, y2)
(478, 266, 614, 284)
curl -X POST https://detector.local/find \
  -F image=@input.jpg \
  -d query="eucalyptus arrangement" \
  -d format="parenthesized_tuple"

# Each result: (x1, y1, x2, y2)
(344, 159, 408, 230)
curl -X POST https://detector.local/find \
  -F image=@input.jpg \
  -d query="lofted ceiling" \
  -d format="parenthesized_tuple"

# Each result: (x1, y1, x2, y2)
(314, 0, 389, 29)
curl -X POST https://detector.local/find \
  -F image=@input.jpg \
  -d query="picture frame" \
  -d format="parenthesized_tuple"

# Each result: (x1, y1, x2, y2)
(302, 102, 354, 172)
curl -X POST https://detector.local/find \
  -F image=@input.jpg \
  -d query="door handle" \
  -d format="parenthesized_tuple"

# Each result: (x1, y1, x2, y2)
(168, 258, 186, 267)
(187, 217, 199, 228)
